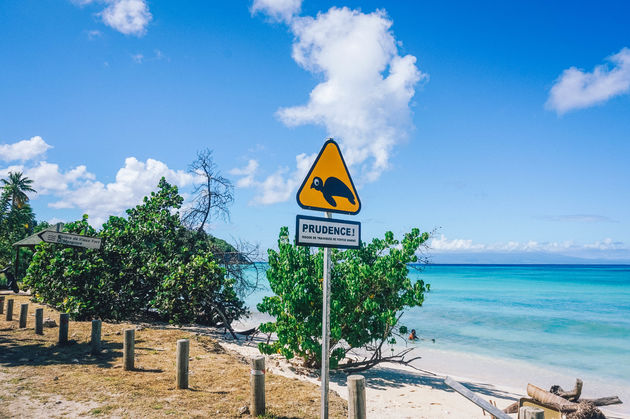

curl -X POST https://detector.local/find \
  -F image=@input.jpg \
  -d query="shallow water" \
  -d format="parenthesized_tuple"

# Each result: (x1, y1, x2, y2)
(402, 265, 630, 383)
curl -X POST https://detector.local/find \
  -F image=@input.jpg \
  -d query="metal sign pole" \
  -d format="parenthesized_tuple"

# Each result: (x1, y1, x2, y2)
(320, 211, 332, 419)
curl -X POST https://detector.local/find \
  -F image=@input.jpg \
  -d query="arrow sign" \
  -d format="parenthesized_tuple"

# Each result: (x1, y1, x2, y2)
(38, 231, 102, 250)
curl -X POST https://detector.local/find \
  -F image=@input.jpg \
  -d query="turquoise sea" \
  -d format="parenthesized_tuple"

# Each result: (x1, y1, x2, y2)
(244, 264, 630, 387)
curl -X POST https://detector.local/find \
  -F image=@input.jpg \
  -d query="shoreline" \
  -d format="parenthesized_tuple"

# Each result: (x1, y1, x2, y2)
(229, 314, 630, 418)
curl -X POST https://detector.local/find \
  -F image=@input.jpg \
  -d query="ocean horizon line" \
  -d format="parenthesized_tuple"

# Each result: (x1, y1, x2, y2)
(251, 261, 630, 267)
(415, 262, 630, 267)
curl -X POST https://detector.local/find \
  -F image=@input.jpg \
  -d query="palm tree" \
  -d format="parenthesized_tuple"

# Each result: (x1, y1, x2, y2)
(1, 172, 36, 209)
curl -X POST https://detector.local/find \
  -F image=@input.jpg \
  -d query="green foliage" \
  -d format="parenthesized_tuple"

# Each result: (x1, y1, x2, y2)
(26, 217, 106, 317)
(207, 235, 238, 254)
(24, 178, 246, 324)
(0, 172, 38, 273)
(257, 227, 430, 369)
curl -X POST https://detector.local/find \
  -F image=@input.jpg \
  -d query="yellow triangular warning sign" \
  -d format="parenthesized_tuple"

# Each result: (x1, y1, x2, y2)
(296, 139, 361, 215)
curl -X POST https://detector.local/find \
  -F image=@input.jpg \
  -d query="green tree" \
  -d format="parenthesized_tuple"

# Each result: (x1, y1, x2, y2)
(0, 172, 37, 272)
(2, 171, 36, 209)
(25, 178, 246, 324)
(257, 227, 430, 371)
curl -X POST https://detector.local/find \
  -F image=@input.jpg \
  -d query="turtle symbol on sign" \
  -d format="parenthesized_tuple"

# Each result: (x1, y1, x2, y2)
(310, 176, 356, 207)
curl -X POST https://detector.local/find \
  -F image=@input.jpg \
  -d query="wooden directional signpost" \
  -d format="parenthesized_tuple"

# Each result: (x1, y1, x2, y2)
(295, 138, 361, 419)
(37, 231, 102, 250)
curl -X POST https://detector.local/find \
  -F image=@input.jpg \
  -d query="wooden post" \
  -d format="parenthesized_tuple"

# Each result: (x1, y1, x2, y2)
(347, 375, 366, 419)
(518, 406, 544, 419)
(58, 313, 69, 345)
(0, 296, 4, 314)
(250, 356, 265, 416)
(123, 329, 135, 370)
(35, 308, 43, 335)
(19, 303, 28, 328)
(176, 339, 189, 389)
(5, 299, 13, 321)
(91, 319, 102, 355)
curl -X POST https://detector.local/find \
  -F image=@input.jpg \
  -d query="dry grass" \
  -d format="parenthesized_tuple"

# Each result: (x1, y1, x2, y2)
(0, 294, 347, 418)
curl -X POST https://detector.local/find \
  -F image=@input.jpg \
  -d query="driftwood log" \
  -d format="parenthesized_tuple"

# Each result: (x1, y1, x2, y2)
(503, 380, 623, 415)
(527, 383, 578, 411)
(550, 379, 583, 402)
(582, 396, 622, 406)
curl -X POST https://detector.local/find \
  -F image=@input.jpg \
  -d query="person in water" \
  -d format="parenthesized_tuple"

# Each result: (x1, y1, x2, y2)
(408, 329, 418, 340)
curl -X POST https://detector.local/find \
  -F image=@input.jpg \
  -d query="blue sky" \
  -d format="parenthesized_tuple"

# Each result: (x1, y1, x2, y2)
(1, 0, 629, 262)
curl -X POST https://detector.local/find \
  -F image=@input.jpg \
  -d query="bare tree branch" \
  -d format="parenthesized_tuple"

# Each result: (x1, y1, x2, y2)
(182, 149, 234, 233)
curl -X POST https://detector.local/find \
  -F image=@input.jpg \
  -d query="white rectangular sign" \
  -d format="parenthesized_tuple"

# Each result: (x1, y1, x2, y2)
(38, 231, 102, 250)
(295, 215, 360, 249)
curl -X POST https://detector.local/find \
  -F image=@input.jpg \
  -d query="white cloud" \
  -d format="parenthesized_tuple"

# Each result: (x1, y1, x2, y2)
(0, 165, 25, 180)
(250, 5, 426, 204)
(430, 234, 626, 254)
(0, 136, 52, 162)
(131, 53, 144, 63)
(25, 162, 95, 195)
(87, 29, 102, 39)
(231, 153, 314, 204)
(131, 50, 167, 64)
(73, 0, 152, 36)
(229, 159, 259, 188)
(546, 47, 630, 114)
(582, 238, 626, 251)
(282, 8, 425, 181)
(251, 0, 302, 23)
(430, 236, 484, 252)
(48, 157, 194, 225)
(1, 137, 196, 226)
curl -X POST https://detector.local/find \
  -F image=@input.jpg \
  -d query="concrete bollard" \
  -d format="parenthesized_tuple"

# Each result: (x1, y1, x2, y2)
(91, 319, 102, 355)
(250, 356, 265, 416)
(0, 296, 4, 314)
(6, 299, 14, 321)
(35, 308, 43, 335)
(176, 339, 189, 389)
(19, 303, 28, 328)
(518, 406, 544, 419)
(123, 329, 135, 370)
(58, 313, 69, 344)
(348, 375, 367, 419)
